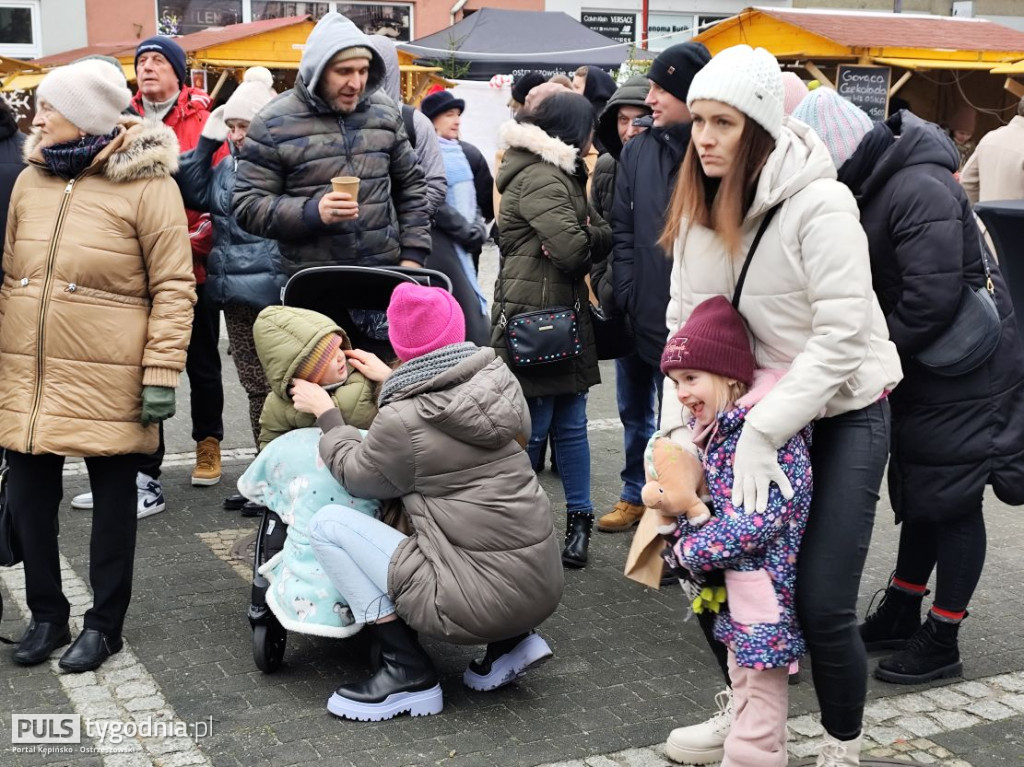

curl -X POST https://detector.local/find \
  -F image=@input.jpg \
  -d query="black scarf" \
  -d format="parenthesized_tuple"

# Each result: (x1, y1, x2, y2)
(41, 132, 114, 181)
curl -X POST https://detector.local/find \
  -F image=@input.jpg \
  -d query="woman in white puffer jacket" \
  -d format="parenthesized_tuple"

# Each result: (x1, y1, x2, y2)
(659, 46, 902, 767)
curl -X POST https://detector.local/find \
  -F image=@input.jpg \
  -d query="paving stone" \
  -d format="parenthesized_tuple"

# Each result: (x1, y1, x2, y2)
(930, 709, 982, 730)
(956, 681, 995, 699)
(922, 688, 973, 708)
(900, 715, 943, 738)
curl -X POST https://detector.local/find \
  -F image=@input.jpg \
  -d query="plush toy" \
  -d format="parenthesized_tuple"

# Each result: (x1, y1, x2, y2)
(641, 435, 712, 528)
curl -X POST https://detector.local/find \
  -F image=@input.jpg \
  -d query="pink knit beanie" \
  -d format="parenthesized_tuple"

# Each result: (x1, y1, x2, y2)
(387, 283, 466, 362)
(781, 72, 810, 116)
(790, 87, 873, 170)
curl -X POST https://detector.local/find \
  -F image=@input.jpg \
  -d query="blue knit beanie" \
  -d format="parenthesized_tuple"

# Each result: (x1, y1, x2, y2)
(135, 36, 187, 88)
(791, 88, 873, 170)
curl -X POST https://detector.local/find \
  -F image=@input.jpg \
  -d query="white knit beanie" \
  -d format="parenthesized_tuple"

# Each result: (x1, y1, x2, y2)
(222, 67, 278, 123)
(686, 45, 784, 139)
(791, 87, 874, 170)
(36, 59, 131, 136)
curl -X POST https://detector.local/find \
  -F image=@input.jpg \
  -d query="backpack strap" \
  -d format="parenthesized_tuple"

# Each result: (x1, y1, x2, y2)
(401, 104, 417, 150)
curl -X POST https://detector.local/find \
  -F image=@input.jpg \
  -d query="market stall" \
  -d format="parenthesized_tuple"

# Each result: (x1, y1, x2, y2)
(693, 7, 1024, 137)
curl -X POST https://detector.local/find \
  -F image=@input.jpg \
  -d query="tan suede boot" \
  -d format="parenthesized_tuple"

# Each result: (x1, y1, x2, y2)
(191, 437, 222, 486)
(596, 500, 645, 532)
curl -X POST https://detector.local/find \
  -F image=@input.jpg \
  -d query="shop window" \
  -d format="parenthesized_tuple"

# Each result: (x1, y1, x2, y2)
(156, 1, 243, 36)
(335, 2, 413, 42)
(0, 0, 40, 58)
(251, 2, 331, 22)
(696, 14, 730, 32)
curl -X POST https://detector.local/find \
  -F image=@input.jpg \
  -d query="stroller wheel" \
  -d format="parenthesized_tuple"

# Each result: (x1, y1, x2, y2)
(253, 618, 287, 673)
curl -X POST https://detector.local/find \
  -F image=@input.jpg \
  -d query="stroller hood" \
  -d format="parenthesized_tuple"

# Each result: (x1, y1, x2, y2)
(254, 306, 353, 399)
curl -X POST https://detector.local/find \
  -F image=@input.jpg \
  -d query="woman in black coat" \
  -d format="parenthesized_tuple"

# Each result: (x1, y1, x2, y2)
(797, 91, 1024, 685)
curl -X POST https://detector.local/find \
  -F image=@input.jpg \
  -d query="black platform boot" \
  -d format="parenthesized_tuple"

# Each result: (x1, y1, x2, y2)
(875, 612, 963, 685)
(859, 584, 926, 651)
(562, 510, 593, 569)
(327, 619, 442, 721)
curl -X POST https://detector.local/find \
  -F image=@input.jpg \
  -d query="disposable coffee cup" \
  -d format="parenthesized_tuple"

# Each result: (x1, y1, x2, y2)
(331, 176, 360, 199)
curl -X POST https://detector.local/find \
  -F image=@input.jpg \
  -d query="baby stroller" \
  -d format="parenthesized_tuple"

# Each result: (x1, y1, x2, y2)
(247, 265, 452, 673)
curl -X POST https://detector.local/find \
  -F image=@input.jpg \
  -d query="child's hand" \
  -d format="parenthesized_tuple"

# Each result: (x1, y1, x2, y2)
(346, 349, 393, 382)
(289, 378, 334, 417)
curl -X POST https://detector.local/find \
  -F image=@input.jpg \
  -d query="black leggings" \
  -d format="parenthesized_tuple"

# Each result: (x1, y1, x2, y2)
(894, 505, 987, 615)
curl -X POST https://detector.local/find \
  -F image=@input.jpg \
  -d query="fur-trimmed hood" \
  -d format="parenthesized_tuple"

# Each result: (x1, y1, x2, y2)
(24, 116, 180, 182)
(497, 120, 579, 183)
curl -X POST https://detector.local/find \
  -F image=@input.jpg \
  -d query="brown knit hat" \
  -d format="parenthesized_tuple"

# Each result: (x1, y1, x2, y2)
(295, 333, 343, 384)
(660, 296, 754, 386)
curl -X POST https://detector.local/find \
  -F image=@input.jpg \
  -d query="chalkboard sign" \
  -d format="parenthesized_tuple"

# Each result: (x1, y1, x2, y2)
(836, 65, 892, 121)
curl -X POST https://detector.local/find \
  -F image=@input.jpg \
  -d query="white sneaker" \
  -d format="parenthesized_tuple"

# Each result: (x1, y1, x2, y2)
(136, 472, 166, 519)
(816, 732, 862, 766)
(665, 687, 733, 764)
(70, 490, 93, 510)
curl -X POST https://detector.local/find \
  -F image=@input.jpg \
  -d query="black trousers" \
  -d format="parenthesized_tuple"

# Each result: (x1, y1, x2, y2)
(6, 450, 141, 636)
(138, 283, 224, 479)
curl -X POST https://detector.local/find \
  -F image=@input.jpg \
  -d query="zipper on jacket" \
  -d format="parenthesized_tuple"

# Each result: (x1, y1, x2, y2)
(26, 178, 75, 452)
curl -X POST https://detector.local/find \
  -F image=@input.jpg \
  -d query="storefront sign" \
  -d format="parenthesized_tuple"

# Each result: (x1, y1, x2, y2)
(336, 2, 413, 42)
(581, 12, 636, 45)
(646, 13, 693, 52)
(836, 65, 892, 121)
(157, 1, 242, 36)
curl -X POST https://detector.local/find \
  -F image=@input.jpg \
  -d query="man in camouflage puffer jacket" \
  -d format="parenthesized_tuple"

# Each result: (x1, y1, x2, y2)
(233, 12, 430, 274)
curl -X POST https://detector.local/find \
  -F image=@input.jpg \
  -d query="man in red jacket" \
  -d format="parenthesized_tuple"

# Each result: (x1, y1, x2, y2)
(72, 36, 230, 518)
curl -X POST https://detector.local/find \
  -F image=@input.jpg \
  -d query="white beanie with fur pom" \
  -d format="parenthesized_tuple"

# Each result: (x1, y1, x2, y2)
(222, 67, 277, 123)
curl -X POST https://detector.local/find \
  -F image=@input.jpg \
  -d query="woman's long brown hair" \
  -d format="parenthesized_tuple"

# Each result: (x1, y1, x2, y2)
(659, 117, 776, 257)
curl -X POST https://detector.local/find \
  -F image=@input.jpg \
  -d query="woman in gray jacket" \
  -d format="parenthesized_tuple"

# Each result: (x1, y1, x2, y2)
(291, 283, 563, 722)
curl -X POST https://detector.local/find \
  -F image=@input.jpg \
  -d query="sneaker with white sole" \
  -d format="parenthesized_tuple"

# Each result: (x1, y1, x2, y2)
(136, 473, 165, 519)
(462, 632, 553, 692)
(665, 687, 733, 764)
(70, 490, 94, 510)
(815, 732, 862, 766)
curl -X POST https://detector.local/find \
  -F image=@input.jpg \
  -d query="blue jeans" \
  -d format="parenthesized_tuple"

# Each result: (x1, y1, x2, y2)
(526, 393, 593, 514)
(615, 354, 664, 505)
(308, 504, 407, 624)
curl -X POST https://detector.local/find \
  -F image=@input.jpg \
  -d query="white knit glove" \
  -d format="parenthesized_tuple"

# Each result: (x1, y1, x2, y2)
(731, 425, 794, 513)
(201, 106, 228, 142)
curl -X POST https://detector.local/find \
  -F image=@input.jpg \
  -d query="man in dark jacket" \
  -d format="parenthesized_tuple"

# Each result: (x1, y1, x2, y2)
(233, 12, 430, 273)
(589, 75, 650, 313)
(596, 43, 710, 534)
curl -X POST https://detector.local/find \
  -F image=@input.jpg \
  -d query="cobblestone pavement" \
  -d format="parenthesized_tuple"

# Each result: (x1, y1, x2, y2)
(2, 246, 1023, 767)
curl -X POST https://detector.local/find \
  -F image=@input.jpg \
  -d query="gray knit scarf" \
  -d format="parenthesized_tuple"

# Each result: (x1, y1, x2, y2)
(379, 342, 479, 407)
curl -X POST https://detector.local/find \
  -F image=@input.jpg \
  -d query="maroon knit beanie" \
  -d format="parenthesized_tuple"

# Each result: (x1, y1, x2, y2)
(660, 296, 755, 386)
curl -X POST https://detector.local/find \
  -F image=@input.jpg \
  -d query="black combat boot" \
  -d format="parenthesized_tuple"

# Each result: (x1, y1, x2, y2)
(326, 619, 442, 721)
(875, 612, 963, 685)
(859, 584, 926, 651)
(561, 510, 593, 569)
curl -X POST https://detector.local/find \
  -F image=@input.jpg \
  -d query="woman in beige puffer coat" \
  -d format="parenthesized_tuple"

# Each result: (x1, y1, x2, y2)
(0, 60, 194, 674)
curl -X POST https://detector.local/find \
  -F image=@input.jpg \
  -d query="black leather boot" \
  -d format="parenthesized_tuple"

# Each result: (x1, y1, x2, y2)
(327, 619, 442, 721)
(859, 584, 926, 651)
(561, 511, 593, 569)
(12, 621, 71, 666)
(875, 612, 963, 684)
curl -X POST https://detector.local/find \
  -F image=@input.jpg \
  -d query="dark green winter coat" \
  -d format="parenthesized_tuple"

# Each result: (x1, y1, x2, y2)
(253, 306, 377, 450)
(490, 121, 612, 397)
(232, 13, 430, 274)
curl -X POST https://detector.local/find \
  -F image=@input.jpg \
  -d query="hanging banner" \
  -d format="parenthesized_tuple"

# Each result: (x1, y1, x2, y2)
(580, 12, 637, 45)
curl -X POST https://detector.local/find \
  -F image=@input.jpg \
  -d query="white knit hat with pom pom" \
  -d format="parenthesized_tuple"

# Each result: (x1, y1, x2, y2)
(222, 67, 278, 123)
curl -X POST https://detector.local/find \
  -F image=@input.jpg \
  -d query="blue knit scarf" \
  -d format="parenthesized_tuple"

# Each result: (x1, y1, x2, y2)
(439, 137, 487, 315)
(41, 132, 114, 180)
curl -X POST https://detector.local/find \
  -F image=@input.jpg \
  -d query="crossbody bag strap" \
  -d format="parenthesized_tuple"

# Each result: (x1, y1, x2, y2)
(975, 222, 996, 296)
(732, 204, 781, 311)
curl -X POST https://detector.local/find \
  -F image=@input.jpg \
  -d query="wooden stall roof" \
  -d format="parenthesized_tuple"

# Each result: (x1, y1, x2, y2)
(694, 7, 1024, 69)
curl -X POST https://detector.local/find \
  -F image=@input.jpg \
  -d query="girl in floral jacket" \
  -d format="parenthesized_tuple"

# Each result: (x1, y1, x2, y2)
(660, 296, 812, 767)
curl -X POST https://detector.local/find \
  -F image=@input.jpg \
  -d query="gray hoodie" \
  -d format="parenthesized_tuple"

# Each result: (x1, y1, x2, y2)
(298, 12, 386, 104)
(366, 34, 447, 215)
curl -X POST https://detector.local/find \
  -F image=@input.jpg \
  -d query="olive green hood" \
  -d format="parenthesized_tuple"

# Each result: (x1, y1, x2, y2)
(253, 306, 352, 399)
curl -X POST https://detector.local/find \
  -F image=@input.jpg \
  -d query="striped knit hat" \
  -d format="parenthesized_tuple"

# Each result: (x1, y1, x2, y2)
(295, 333, 343, 384)
(791, 87, 873, 170)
